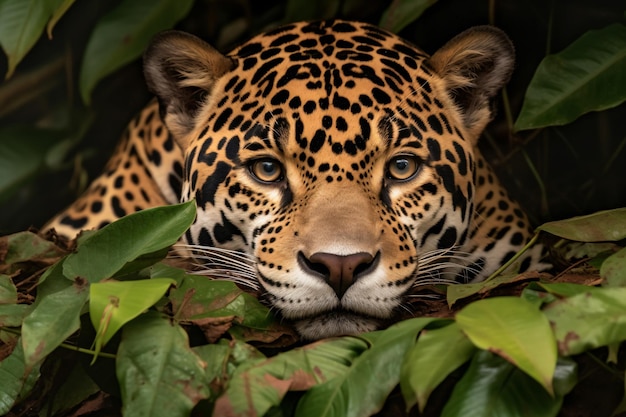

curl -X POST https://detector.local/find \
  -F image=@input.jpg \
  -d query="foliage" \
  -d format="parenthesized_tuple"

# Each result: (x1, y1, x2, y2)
(514, 23, 626, 131)
(0, 0, 625, 416)
(378, 0, 439, 33)
(0, 0, 72, 79)
(1, 203, 626, 416)
(78, 0, 193, 104)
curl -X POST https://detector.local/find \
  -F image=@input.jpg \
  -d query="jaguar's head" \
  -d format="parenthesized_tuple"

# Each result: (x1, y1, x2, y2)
(144, 20, 514, 339)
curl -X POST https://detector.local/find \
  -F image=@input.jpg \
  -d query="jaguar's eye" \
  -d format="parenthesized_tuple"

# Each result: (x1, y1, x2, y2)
(386, 154, 421, 181)
(249, 158, 284, 183)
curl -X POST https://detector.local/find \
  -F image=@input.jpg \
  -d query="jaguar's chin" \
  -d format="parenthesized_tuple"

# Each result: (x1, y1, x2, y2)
(293, 311, 383, 340)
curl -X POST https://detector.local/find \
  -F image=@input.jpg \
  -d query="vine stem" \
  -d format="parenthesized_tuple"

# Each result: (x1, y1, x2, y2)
(1, 326, 116, 360)
(484, 232, 540, 281)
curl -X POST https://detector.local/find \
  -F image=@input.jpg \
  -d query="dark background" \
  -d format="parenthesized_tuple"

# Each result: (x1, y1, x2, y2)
(0, 0, 624, 235)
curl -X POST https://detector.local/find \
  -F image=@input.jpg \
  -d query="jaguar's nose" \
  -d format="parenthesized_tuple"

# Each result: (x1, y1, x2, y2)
(300, 251, 378, 298)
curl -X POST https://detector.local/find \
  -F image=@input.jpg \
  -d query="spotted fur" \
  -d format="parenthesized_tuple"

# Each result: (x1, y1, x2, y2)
(45, 20, 545, 339)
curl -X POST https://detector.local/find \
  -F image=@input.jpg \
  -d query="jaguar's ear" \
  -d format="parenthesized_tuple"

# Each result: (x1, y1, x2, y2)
(427, 26, 514, 141)
(144, 30, 235, 148)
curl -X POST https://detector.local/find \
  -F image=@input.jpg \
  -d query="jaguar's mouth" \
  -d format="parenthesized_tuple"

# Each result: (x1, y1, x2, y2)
(256, 265, 413, 339)
(290, 308, 389, 340)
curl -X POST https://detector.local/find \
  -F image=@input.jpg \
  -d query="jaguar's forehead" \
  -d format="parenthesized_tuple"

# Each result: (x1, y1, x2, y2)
(231, 20, 428, 70)
(194, 20, 461, 166)
(226, 20, 432, 116)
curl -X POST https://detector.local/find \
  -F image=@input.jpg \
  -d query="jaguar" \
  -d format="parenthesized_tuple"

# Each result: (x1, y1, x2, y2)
(44, 20, 545, 339)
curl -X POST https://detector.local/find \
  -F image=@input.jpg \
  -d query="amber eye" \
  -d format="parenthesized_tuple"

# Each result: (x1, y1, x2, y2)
(386, 154, 420, 181)
(249, 159, 284, 183)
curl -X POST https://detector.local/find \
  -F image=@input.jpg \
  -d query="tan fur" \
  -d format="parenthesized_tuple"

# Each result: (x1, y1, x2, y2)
(428, 26, 514, 141)
(44, 21, 546, 340)
(143, 31, 235, 148)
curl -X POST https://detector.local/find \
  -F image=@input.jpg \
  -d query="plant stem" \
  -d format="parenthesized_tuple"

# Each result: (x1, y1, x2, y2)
(0, 326, 116, 360)
(485, 232, 540, 281)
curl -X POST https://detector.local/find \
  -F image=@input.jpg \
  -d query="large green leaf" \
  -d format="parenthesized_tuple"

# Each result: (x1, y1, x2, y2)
(515, 24, 626, 131)
(401, 321, 476, 412)
(0, 0, 66, 78)
(89, 278, 175, 360)
(79, 0, 193, 104)
(536, 208, 626, 242)
(543, 286, 626, 356)
(378, 0, 438, 33)
(214, 337, 369, 417)
(0, 338, 41, 415)
(20, 261, 89, 369)
(441, 351, 576, 417)
(455, 297, 556, 394)
(116, 313, 214, 417)
(295, 318, 436, 417)
(63, 201, 195, 283)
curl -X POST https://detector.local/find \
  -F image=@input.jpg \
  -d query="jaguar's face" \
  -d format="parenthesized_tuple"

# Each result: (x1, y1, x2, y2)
(144, 20, 514, 338)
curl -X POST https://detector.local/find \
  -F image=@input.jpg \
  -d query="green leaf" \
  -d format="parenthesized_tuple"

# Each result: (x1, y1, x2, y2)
(193, 340, 266, 399)
(401, 321, 476, 412)
(536, 208, 626, 242)
(63, 201, 195, 283)
(46, 0, 76, 38)
(379, 0, 438, 33)
(600, 247, 626, 287)
(0, 0, 65, 78)
(168, 273, 277, 340)
(543, 286, 626, 356)
(552, 357, 578, 397)
(169, 274, 248, 319)
(20, 261, 89, 368)
(0, 274, 17, 304)
(111, 248, 170, 280)
(520, 286, 557, 308)
(0, 304, 32, 327)
(0, 338, 41, 414)
(515, 24, 626, 131)
(446, 273, 532, 307)
(39, 361, 100, 416)
(0, 231, 65, 266)
(563, 241, 618, 261)
(455, 297, 557, 394)
(116, 312, 211, 417)
(295, 318, 436, 417)
(0, 128, 63, 202)
(441, 351, 575, 417)
(79, 0, 193, 104)
(533, 282, 599, 298)
(214, 337, 369, 417)
(89, 278, 175, 360)
(154, 263, 281, 340)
